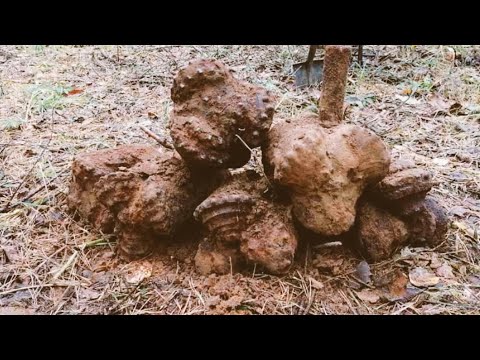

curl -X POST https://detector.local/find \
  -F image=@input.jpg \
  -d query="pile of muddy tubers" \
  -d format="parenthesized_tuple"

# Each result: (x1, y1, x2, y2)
(68, 46, 449, 276)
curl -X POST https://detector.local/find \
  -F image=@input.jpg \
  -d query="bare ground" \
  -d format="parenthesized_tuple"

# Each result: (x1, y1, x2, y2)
(0, 45, 479, 315)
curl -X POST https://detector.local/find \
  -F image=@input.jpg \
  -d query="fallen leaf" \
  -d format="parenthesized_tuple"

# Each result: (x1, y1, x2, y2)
(436, 263, 455, 279)
(432, 158, 449, 166)
(409, 267, 440, 287)
(65, 88, 84, 96)
(356, 289, 380, 303)
(443, 47, 456, 62)
(395, 94, 422, 105)
(355, 261, 372, 284)
(148, 112, 158, 119)
(308, 276, 324, 290)
(124, 260, 152, 284)
(429, 253, 443, 269)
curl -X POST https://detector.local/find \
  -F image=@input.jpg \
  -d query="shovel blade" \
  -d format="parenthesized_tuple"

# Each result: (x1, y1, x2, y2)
(293, 60, 324, 88)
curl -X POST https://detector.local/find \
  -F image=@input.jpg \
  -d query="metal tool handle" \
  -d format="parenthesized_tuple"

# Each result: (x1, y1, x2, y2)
(306, 45, 317, 65)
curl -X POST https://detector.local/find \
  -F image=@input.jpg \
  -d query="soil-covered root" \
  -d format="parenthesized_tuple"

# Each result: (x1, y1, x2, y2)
(263, 115, 391, 236)
(193, 170, 298, 275)
(68, 145, 223, 259)
(408, 196, 449, 247)
(351, 196, 449, 262)
(354, 200, 410, 262)
(170, 59, 275, 169)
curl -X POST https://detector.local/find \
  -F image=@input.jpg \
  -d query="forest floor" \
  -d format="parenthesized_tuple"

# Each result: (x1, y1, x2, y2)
(1, 45, 479, 315)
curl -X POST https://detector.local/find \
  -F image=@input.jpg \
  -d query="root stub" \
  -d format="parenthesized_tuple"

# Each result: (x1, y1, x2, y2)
(318, 45, 352, 128)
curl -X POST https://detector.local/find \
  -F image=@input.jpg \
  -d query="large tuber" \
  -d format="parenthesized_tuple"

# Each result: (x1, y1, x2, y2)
(263, 115, 391, 236)
(194, 170, 298, 275)
(68, 145, 223, 259)
(170, 59, 275, 169)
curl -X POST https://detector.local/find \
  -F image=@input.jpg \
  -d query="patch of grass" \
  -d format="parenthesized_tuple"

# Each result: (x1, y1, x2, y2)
(25, 83, 87, 114)
(34, 45, 46, 55)
(35, 162, 57, 181)
(0, 118, 25, 131)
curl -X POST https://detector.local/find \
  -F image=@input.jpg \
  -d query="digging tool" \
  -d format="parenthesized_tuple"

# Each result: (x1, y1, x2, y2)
(293, 45, 324, 88)
(293, 45, 364, 88)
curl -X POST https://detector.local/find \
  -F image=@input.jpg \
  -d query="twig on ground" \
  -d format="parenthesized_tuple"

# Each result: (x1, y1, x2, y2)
(139, 125, 174, 149)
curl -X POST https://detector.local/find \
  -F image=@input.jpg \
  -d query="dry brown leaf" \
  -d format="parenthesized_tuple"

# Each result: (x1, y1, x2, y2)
(409, 267, 440, 287)
(356, 289, 380, 303)
(66, 88, 84, 96)
(429, 253, 443, 269)
(436, 263, 455, 279)
(124, 260, 153, 284)
(309, 276, 324, 290)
